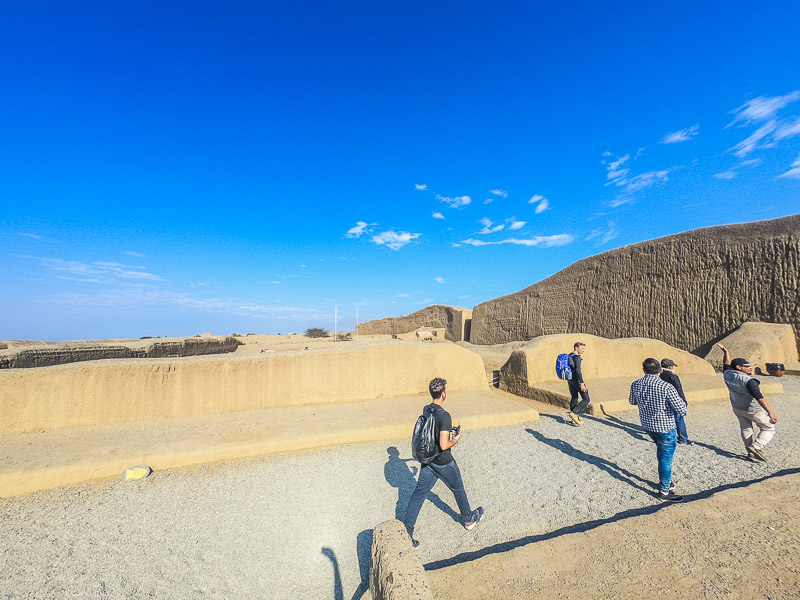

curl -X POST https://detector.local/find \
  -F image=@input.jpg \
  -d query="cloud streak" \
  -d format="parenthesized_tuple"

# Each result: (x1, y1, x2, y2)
(371, 230, 421, 250)
(778, 153, 800, 179)
(661, 124, 699, 144)
(459, 234, 574, 248)
(437, 194, 471, 209)
(17, 256, 164, 282)
(345, 221, 373, 238)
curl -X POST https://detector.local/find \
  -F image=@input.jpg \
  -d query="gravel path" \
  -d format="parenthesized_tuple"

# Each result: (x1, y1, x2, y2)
(2, 376, 798, 600)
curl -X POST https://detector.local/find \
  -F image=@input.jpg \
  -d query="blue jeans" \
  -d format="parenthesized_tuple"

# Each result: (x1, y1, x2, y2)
(403, 460, 472, 536)
(648, 429, 677, 494)
(674, 413, 690, 443)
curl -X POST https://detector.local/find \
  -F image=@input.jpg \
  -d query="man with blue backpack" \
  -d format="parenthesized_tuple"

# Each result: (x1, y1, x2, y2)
(404, 377, 484, 548)
(556, 341, 592, 426)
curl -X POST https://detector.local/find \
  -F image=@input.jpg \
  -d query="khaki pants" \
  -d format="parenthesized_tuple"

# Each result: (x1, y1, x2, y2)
(732, 406, 776, 451)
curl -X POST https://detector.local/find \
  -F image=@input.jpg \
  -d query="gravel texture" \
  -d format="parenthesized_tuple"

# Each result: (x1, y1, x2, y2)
(1, 375, 798, 600)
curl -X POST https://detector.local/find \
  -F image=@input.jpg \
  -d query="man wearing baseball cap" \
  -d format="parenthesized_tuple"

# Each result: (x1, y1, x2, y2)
(718, 343, 778, 461)
(660, 358, 691, 445)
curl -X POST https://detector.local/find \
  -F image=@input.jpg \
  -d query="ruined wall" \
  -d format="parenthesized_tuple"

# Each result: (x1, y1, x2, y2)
(358, 305, 472, 342)
(0, 337, 242, 369)
(471, 214, 800, 352)
(0, 341, 487, 432)
(703, 322, 799, 370)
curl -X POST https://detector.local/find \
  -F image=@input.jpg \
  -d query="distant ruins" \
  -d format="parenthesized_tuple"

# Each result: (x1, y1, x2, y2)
(358, 304, 472, 342)
(361, 215, 800, 354)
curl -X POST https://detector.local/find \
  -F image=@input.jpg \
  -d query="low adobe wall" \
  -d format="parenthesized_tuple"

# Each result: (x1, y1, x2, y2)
(500, 334, 715, 405)
(370, 519, 433, 600)
(0, 341, 487, 432)
(0, 337, 242, 369)
(703, 322, 799, 371)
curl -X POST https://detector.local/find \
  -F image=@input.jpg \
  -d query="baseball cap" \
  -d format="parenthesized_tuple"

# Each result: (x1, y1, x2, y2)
(730, 358, 753, 368)
(660, 358, 677, 368)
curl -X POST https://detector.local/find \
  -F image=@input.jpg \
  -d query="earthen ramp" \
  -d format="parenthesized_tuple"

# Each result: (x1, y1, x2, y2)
(470, 214, 800, 353)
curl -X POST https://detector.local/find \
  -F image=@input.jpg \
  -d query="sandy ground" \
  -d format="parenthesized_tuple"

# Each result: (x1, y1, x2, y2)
(1, 376, 798, 599)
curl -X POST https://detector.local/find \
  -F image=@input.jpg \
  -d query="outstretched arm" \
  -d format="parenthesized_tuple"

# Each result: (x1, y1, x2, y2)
(717, 343, 731, 366)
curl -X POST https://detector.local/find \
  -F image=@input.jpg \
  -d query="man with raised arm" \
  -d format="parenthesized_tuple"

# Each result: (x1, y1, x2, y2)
(718, 343, 778, 462)
(629, 357, 687, 502)
(403, 377, 484, 548)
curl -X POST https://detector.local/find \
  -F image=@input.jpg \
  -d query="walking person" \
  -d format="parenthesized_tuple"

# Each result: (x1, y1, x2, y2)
(718, 343, 778, 462)
(659, 358, 692, 444)
(403, 378, 484, 548)
(629, 358, 688, 502)
(567, 342, 592, 426)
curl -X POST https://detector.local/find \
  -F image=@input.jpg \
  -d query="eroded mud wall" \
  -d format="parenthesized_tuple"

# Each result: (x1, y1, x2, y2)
(471, 215, 800, 352)
(359, 305, 472, 341)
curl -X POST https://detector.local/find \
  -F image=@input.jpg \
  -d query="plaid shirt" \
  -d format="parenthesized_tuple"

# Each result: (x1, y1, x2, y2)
(629, 374, 688, 433)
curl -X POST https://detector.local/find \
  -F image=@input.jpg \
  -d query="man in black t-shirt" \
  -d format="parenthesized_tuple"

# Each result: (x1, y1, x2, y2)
(403, 377, 484, 547)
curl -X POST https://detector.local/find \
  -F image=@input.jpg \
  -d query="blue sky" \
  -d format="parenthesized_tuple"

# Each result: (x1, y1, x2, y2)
(2, 1, 799, 340)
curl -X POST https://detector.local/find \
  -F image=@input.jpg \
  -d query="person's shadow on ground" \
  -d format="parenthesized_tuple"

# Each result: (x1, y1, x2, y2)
(526, 429, 656, 493)
(384, 446, 459, 523)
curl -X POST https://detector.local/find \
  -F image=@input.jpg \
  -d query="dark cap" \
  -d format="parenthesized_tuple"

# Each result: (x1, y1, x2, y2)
(731, 358, 753, 368)
(660, 358, 677, 368)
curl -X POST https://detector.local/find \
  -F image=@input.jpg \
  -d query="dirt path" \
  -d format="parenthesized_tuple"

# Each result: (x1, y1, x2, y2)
(428, 471, 800, 599)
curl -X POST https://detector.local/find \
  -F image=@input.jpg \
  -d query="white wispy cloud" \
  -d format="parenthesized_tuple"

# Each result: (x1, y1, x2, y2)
(434, 276, 445, 283)
(507, 219, 526, 230)
(729, 91, 800, 126)
(371, 230, 421, 250)
(489, 189, 508, 197)
(413, 298, 434, 305)
(477, 217, 505, 235)
(661, 124, 699, 144)
(124, 251, 147, 258)
(345, 221, 373, 238)
(18, 232, 42, 240)
(271, 281, 281, 284)
(395, 293, 410, 297)
(619, 169, 672, 194)
(586, 221, 619, 245)
(17, 256, 163, 282)
(459, 234, 574, 248)
(528, 194, 550, 213)
(778, 153, 800, 179)
(713, 171, 737, 180)
(415, 184, 427, 190)
(730, 120, 777, 157)
(432, 212, 445, 219)
(605, 155, 630, 183)
(437, 194, 471, 209)
(774, 116, 800, 141)
(483, 198, 494, 204)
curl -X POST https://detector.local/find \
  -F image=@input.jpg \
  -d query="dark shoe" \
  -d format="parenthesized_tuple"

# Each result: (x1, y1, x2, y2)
(749, 447, 767, 462)
(678, 440, 693, 445)
(464, 506, 484, 530)
(669, 479, 676, 491)
(657, 491, 683, 502)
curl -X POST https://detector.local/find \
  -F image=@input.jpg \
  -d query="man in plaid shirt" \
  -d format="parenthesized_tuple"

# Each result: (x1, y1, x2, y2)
(629, 357, 688, 502)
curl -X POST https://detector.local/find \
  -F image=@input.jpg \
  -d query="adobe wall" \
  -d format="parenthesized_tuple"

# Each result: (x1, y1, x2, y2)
(500, 334, 715, 399)
(0, 341, 487, 432)
(703, 322, 799, 370)
(0, 337, 242, 369)
(370, 519, 433, 600)
(470, 214, 800, 353)
(359, 305, 472, 342)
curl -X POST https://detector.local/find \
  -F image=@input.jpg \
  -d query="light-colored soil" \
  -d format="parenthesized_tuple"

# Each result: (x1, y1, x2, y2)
(428, 472, 800, 599)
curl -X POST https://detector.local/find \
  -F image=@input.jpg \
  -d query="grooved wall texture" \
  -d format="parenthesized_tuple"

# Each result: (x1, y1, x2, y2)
(0, 337, 242, 369)
(470, 215, 800, 352)
(358, 305, 471, 341)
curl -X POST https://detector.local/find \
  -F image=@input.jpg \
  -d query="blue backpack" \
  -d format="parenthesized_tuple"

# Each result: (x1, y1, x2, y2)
(555, 353, 572, 380)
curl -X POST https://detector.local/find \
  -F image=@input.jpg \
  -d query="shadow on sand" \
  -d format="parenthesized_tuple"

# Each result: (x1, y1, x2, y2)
(384, 446, 459, 523)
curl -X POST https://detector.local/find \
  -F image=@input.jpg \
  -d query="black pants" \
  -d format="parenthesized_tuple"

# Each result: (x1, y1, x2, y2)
(568, 383, 591, 414)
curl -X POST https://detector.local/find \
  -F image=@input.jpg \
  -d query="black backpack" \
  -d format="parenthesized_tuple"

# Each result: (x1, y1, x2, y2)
(411, 405, 440, 465)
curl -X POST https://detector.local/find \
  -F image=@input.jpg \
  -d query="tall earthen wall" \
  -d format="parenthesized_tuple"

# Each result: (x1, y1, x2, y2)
(470, 215, 800, 353)
(358, 305, 472, 342)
